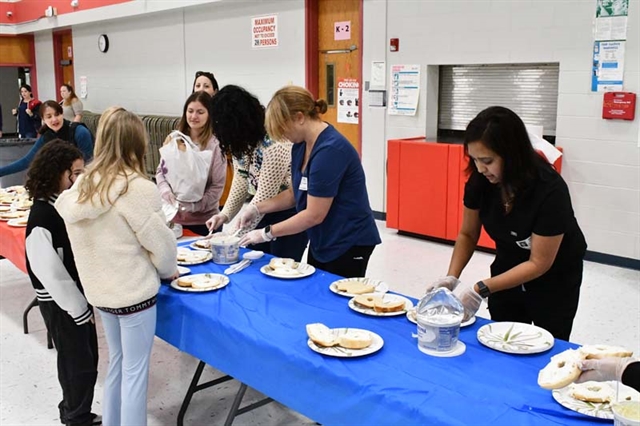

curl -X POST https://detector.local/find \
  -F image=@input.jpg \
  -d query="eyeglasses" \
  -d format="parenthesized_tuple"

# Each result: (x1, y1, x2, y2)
(195, 71, 215, 79)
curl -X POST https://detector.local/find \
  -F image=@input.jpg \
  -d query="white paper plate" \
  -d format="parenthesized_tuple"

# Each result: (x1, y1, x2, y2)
(177, 249, 213, 266)
(260, 263, 316, 279)
(406, 308, 476, 327)
(0, 212, 27, 222)
(552, 381, 640, 420)
(348, 294, 413, 317)
(177, 266, 191, 276)
(307, 328, 384, 358)
(170, 273, 229, 292)
(7, 218, 28, 227)
(476, 322, 554, 354)
(189, 240, 212, 251)
(329, 277, 389, 298)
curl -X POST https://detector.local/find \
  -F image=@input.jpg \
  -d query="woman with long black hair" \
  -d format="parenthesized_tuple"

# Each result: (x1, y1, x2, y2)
(434, 106, 587, 340)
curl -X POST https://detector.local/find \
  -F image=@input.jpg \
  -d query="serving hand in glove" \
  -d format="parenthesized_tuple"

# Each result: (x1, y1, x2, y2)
(425, 276, 461, 293)
(239, 227, 273, 247)
(238, 204, 260, 229)
(454, 282, 487, 322)
(206, 213, 229, 232)
(577, 357, 638, 387)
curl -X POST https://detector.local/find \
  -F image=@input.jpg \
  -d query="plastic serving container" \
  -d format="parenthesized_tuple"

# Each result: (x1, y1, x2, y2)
(613, 401, 640, 426)
(416, 287, 464, 355)
(210, 235, 240, 264)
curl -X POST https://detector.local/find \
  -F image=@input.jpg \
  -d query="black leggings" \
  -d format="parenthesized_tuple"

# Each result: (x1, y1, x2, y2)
(307, 245, 375, 278)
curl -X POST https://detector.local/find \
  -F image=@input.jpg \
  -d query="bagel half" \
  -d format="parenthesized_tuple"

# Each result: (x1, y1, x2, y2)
(538, 349, 582, 390)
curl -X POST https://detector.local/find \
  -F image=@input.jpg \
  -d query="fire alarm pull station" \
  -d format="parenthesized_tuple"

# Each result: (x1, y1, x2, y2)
(390, 38, 399, 52)
(602, 92, 636, 120)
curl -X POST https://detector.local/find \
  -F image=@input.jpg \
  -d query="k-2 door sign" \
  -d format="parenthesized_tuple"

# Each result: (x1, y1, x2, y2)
(334, 21, 351, 41)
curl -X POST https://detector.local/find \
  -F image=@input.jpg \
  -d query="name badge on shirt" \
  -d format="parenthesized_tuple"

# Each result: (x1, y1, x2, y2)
(516, 236, 532, 250)
(299, 177, 308, 191)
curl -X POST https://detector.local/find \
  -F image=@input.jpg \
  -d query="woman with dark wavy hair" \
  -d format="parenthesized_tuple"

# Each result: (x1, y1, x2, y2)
(205, 85, 308, 260)
(24, 139, 100, 426)
(434, 106, 586, 340)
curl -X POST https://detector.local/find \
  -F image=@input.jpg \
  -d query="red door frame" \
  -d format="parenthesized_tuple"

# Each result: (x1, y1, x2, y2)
(0, 34, 39, 98)
(305, 0, 364, 155)
(53, 29, 72, 98)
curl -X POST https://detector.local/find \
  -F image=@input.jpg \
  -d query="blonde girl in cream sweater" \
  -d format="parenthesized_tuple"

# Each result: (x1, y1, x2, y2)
(56, 106, 178, 426)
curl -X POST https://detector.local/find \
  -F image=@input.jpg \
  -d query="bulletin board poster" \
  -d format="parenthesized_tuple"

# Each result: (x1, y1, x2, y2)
(337, 78, 359, 124)
(594, 0, 628, 40)
(252, 15, 278, 48)
(592, 41, 625, 92)
(388, 64, 420, 116)
(79, 76, 88, 99)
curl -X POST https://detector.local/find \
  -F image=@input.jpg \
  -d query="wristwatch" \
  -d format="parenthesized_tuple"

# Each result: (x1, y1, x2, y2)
(264, 225, 276, 241)
(476, 281, 491, 298)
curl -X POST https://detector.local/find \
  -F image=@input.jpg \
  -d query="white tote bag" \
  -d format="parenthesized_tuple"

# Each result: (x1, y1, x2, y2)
(159, 130, 212, 202)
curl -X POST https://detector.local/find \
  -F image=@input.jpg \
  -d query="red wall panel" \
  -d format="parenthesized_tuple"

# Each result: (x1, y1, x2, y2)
(0, 0, 132, 25)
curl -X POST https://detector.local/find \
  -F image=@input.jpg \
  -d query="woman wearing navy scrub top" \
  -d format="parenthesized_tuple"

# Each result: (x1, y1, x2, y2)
(239, 86, 381, 277)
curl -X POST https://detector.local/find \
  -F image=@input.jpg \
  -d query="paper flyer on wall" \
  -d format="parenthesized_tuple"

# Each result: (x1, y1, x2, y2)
(388, 64, 420, 116)
(591, 41, 625, 92)
(79, 76, 88, 99)
(337, 78, 359, 124)
(370, 61, 386, 89)
(594, 0, 628, 40)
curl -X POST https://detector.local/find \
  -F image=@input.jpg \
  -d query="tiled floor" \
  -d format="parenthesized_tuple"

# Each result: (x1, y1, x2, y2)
(1, 221, 638, 425)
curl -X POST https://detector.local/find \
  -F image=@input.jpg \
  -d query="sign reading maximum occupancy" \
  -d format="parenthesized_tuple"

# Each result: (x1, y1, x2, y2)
(252, 15, 278, 48)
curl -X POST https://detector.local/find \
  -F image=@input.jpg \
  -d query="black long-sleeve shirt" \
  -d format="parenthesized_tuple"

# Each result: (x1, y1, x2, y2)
(622, 361, 640, 392)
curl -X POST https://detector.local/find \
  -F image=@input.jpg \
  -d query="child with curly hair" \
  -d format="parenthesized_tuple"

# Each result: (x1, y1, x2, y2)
(24, 139, 100, 426)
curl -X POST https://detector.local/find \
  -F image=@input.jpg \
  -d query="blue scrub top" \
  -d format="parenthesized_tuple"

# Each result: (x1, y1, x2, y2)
(291, 124, 381, 263)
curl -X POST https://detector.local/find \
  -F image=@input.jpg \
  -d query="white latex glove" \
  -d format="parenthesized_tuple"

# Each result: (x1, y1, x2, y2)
(577, 357, 636, 383)
(425, 276, 461, 294)
(238, 204, 260, 229)
(455, 284, 483, 322)
(239, 228, 271, 247)
(206, 213, 228, 232)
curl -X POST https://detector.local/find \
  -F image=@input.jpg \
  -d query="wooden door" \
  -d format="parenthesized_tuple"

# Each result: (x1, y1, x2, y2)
(317, 0, 362, 152)
(54, 30, 75, 92)
(61, 32, 74, 85)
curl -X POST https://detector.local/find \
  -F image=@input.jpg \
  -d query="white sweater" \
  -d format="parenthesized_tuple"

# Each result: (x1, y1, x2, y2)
(55, 173, 177, 309)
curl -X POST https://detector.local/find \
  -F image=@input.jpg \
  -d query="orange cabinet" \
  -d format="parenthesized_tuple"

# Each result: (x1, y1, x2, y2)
(387, 138, 563, 250)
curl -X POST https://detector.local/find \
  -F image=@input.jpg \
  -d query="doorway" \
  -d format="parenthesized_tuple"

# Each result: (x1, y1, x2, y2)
(307, 0, 362, 153)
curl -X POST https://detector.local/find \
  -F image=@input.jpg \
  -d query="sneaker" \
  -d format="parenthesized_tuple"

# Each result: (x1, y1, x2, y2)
(62, 413, 101, 426)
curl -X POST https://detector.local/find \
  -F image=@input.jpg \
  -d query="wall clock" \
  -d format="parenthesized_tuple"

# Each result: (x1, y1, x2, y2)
(98, 34, 109, 53)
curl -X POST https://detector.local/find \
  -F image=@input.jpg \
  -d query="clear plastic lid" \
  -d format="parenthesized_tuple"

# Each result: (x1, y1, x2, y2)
(416, 287, 464, 326)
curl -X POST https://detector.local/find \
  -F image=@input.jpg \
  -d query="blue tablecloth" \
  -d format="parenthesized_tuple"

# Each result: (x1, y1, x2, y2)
(156, 246, 607, 425)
